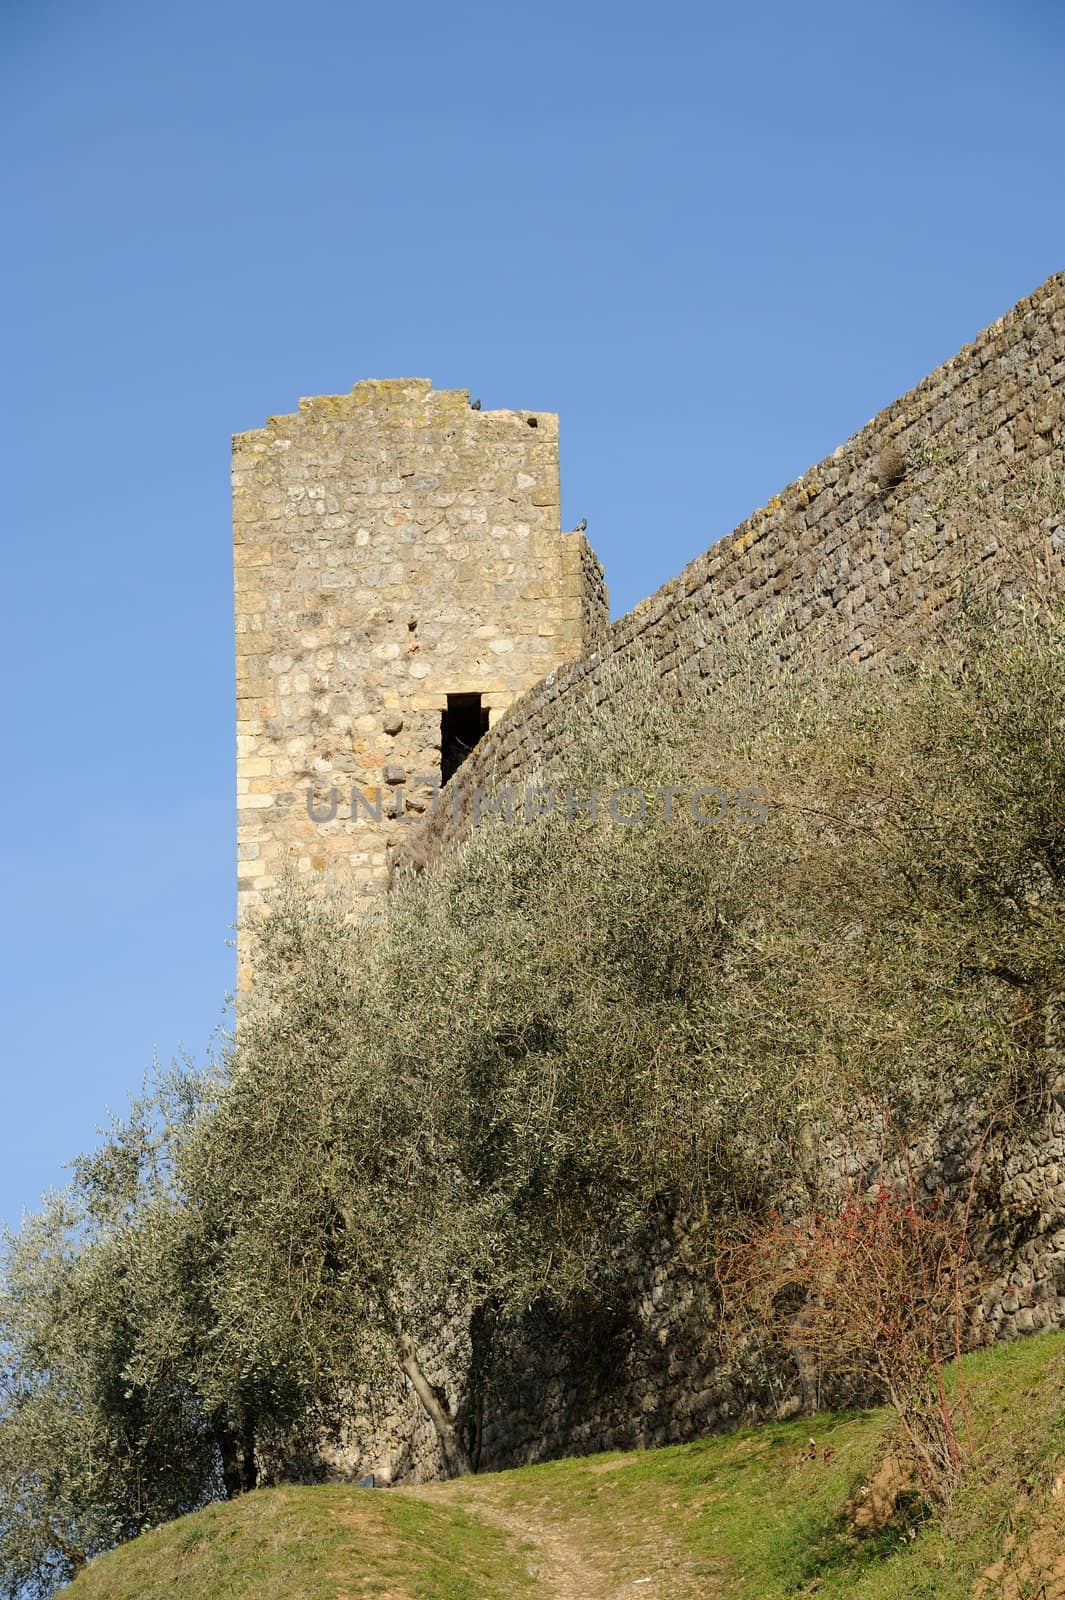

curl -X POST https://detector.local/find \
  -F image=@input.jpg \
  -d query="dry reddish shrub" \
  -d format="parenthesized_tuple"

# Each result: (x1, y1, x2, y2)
(720, 1164, 982, 1506)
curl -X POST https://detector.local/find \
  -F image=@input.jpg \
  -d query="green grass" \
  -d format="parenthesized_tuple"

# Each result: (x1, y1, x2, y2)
(60, 1485, 537, 1600)
(467, 1330, 1064, 1598)
(63, 1331, 1065, 1599)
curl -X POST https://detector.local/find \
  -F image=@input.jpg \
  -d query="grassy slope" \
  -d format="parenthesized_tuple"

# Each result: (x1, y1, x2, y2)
(63, 1332, 1064, 1600)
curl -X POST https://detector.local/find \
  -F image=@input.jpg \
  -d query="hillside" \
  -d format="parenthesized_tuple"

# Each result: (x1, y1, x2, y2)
(4, 601, 1062, 1597)
(61, 1332, 1065, 1600)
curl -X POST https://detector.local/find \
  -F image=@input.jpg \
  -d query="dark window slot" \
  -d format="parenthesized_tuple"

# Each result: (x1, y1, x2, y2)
(440, 693, 490, 784)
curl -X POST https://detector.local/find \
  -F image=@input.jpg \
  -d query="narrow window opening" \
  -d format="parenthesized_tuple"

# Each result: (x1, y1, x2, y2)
(440, 693, 490, 784)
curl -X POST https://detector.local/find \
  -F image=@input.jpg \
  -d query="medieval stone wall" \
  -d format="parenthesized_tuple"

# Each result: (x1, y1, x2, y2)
(237, 273, 1065, 1486)
(315, 1078, 1065, 1487)
(232, 379, 608, 978)
(319, 271, 1065, 1485)
(405, 271, 1065, 871)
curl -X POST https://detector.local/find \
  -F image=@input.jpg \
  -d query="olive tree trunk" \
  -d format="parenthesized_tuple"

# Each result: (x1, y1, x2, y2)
(398, 1336, 474, 1478)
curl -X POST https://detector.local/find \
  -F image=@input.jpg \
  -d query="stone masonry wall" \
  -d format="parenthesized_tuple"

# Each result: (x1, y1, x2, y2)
(329, 271, 1065, 1485)
(404, 271, 1065, 871)
(569, 529, 609, 650)
(232, 380, 608, 979)
(317, 1076, 1065, 1487)
(238, 274, 1065, 1486)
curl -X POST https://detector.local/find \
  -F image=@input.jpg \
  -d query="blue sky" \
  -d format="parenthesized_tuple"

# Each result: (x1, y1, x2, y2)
(1, 0, 1061, 1232)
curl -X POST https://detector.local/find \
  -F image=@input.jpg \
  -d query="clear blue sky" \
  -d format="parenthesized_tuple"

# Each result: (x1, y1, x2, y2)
(1, 0, 1061, 1232)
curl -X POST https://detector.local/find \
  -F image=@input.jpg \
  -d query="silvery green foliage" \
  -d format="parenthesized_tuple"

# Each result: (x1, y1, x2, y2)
(0, 1069, 224, 1598)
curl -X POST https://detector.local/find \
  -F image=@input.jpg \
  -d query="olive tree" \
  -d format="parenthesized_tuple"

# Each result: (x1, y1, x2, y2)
(0, 1071, 223, 1598)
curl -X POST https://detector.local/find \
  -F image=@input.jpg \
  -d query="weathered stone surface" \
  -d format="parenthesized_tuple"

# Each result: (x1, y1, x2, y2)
(233, 380, 608, 980)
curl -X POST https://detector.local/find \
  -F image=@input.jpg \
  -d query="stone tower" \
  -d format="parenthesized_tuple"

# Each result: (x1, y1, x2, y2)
(232, 379, 607, 960)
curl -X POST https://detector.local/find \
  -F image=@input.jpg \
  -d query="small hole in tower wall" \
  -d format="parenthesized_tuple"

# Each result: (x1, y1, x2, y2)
(441, 693, 490, 784)
(526, 416, 538, 428)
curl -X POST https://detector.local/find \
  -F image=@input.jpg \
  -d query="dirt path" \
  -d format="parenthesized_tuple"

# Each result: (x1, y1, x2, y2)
(405, 1475, 697, 1600)
(450, 1493, 613, 1600)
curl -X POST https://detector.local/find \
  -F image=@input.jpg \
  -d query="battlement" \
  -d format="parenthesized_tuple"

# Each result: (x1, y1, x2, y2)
(232, 378, 562, 438)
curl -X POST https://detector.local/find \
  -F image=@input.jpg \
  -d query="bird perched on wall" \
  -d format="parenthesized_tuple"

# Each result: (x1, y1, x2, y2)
(470, 398, 481, 410)
(575, 517, 587, 533)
